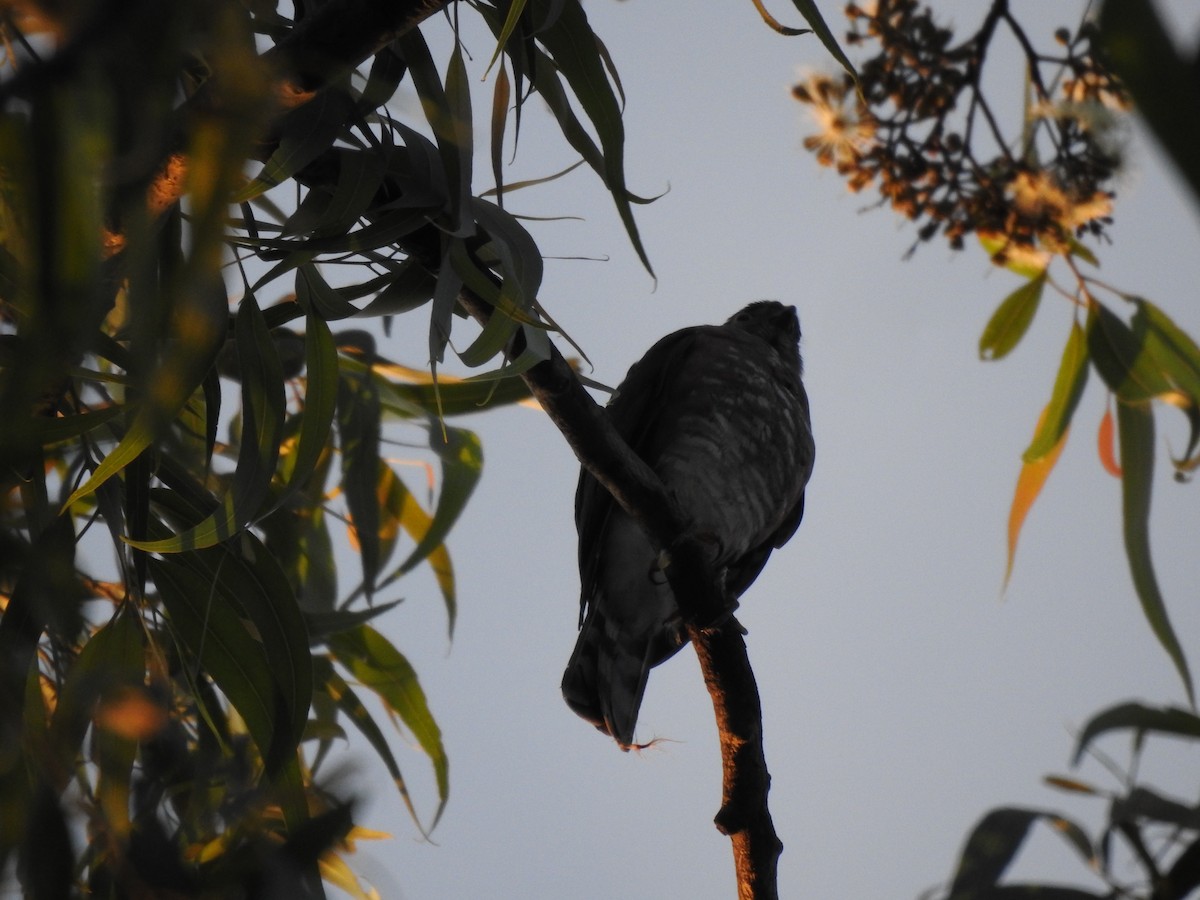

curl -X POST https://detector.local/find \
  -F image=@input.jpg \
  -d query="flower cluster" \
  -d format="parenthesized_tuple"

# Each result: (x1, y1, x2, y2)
(794, 0, 1129, 260)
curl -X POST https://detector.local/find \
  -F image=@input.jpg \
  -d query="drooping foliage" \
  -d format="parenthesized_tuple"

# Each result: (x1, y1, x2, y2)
(795, 3, 1200, 896)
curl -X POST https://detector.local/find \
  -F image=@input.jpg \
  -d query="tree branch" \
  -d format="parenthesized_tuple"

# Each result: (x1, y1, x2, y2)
(456, 289, 783, 899)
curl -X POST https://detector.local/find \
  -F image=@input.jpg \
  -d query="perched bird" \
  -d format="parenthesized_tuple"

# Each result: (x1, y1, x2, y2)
(562, 301, 814, 749)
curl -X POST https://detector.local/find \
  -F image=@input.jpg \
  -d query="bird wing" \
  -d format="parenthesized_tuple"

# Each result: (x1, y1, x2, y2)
(574, 326, 711, 619)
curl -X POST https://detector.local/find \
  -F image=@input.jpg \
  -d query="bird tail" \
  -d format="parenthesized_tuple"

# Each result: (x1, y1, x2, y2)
(561, 606, 686, 750)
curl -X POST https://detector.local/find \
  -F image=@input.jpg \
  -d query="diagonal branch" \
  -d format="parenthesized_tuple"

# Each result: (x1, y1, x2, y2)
(455, 288, 783, 900)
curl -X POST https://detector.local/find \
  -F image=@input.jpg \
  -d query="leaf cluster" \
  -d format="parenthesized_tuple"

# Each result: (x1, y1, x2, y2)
(0, 0, 646, 893)
(928, 703, 1200, 900)
(795, 2, 1200, 897)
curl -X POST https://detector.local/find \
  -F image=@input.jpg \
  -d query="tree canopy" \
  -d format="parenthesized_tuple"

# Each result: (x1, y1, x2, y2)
(1, 0, 1199, 898)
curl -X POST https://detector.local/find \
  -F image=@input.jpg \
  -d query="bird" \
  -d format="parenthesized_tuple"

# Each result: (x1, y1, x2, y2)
(561, 300, 814, 749)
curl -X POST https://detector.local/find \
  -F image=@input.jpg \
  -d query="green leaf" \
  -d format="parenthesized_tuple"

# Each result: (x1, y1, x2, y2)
(274, 314, 338, 507)
(787, 0, 859, 84)
(357, 46, 408, 114)
(1072, 701, 1200, 766)
(65, 271, 227, 510)
(150, 531, 313, 779)
(311, 148, 386, 239)
(326, 626, 449, 829)
(1116, 401, 1194, 704)
(483, 0, 652, 276)
(1129, 297, 1200, 465)
(128, 295, 285, 552)
(151, 555, 279, 763)
(1116, 786, 1200, 830)
(297, 261, 361, 321)
(362, 361, 536, 417)
(1131, 297, 1200, 401)
(356, 258, 438, 318)
(373, 467, 457, 631)
(399, 427, 481, 582)
(1086, 302, 1174, 401)
(233, 89, 354, 203)
(471, 197, 544, 315)
(946, 808, 1096, 898)
(304, 599, 404, 639)
(483, 0, 529, 77)
(1023, 321, 1089, 462)
(337, 367, 383, 595)
(490, 61, 511, 204)
(400, 30, 473, 236)
(314, 656, 428, 835)
(980, 273, 1046, 361)
(429, 237, 463, 367)
(27, 406, 122, 446)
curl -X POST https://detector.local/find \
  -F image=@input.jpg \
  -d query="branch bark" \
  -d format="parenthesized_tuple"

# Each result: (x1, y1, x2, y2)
(456, 289, 783, 899)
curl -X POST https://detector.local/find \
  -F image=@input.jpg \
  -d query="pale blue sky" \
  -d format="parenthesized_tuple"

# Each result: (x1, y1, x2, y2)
(317, 2, 1200, 897)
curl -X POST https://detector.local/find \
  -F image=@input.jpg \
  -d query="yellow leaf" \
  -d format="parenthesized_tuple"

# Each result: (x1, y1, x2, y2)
(319, 851, 382, 900)
(1005, 405, 1068, 588)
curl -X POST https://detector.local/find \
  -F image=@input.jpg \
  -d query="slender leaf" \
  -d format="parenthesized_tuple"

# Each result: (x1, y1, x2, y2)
(314, 656, 428, 835)
(400, 427, 481, 580)
(1114, 786, 1200, 830)
(233, 89, 354, 203)
(1131, 297, 1200, 463)
(1005, 405, 1068, 588)
(1072, 701, 1200, 765)
(375, 467, 457, 632)
(1023, 321, 1088, 462)
(26, 407, 122, 446)
(128, 295, 285, 552)
(1097, 404, 1121, 477)
(328, 625, 448, 829)
(429, 237, 463, 367)
(484, 0, 529, 77)
(980, 273, 1046, 361)
(150, 530, 313, 784)
(168, 536, 313, 752)
(400, 30, 473, 236)
(750, 0, 811, 36)
(297, 261, 361, 321)
(490, 61, 511, 205)
(312, 148, 387, 239)
(471, 196, 544, 314)
(338, 367, 383, 595)
(1087, 301, 1173, 401)
(279, 313, 338, 502)
(304, 599, 404, 639)
(787, 0, 859, 83)
(946, 808, 1096, 898)
(1116, 401, 1193, 704)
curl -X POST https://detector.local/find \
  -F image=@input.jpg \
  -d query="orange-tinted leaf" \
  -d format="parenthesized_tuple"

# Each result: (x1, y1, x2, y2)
(1043, 776, 1100, 795)
(1005, 405, 1068, 588)
(1098, 403, 1122, 477)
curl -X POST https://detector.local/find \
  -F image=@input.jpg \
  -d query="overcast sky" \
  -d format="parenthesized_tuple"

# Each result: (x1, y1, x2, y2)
(313, 2, 1200, 897)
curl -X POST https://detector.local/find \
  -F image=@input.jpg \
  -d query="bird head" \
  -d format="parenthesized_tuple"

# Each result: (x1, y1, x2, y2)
(726, 301, 802, 370)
